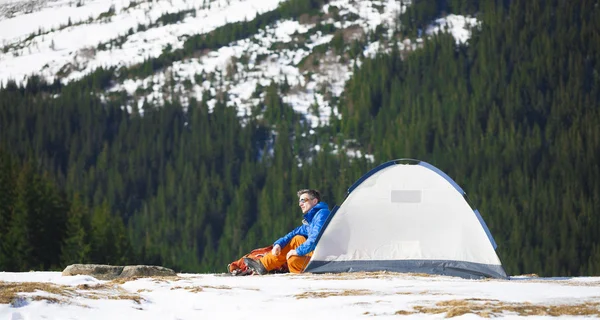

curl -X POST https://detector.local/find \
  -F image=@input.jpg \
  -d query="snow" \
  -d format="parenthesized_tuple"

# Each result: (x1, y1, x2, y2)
(1, 271, 599, 319)
(0, 0, 118, 41)
(0, 0, 478, 163)
(106, 0, 410, 127)
(0, 0, 479, 121)
(363, 40, 380, 57)
(425, 14, 480, 44)
(0, 0, 285, 85)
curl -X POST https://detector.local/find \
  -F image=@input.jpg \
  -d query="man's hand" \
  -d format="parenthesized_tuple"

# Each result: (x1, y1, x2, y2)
(286, 249, 297, 260)
(272, 244, 281, 256)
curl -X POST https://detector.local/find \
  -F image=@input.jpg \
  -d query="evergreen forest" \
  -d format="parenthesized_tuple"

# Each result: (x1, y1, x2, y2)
(0, 0, 599, 277)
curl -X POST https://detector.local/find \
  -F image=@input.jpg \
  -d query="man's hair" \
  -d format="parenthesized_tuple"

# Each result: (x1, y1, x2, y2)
(297, 189, 321, 202)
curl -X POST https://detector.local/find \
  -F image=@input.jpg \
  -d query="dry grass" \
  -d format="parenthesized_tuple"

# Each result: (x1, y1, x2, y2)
(76, 283, 115, 291)
(107, 294, 143, 304)
(1, 280, 144, 306)
(76, 288, 143, 304)
(394, 310, 413, 315)
(419, 291, 449, 296)
(565, 282, 600, 287)
(171, 286, 204, 293)
(170, 284, 241, 293)
(109, 277, 137, 285)
(0, 281, 75, 304)
(202, 285, 232, 290)
(394, 290, 449, 296)
(31, 296, 68, 304)
(295, 289, 373, 299)
(406, 273, 439, 278)
(109, 275, 182, 285)
(506, 276, 600, 287)
(239, 287, 260, 291)
(75, 282, 143, 303)
(399, 299, 600, 318)
(394, 291, 416, 295)
(530, 280, 600, 287)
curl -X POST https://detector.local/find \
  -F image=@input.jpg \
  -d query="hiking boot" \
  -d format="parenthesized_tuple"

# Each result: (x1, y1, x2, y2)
(244, 257, 268, 275)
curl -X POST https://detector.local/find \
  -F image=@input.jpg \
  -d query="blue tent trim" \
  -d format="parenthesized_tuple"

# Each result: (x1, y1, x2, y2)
(306, 259, 508, 280)
(474, 209, 498, 250)
(347, 159, 399, 194)
(418, 160, 465, 194)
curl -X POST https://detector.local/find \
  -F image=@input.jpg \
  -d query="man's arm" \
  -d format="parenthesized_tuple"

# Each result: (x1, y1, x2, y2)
(274, 225, 306, 248)
(294, 209, 329, 256)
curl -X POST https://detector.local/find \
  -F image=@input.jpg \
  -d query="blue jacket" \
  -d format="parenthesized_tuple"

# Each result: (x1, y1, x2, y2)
(274, 202, 330, 256)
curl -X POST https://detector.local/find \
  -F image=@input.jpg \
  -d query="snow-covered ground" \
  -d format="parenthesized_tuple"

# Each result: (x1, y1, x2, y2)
(1, 271, 600, 319)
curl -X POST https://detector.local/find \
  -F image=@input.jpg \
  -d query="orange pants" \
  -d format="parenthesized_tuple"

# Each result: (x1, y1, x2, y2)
(260, 235, 312, 273)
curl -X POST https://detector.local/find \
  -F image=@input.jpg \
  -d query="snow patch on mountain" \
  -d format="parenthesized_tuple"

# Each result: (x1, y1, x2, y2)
(110, 0, 409, 127)
(0, 0, 479, 130)
(426, 14, 479, 44)
(0, 0, 284, 85)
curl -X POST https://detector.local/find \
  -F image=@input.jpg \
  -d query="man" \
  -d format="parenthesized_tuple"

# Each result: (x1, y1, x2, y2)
(245, 189, 331, 274)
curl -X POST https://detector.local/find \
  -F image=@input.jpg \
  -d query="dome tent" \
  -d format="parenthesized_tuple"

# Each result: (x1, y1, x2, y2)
(304, 159, 507, 279)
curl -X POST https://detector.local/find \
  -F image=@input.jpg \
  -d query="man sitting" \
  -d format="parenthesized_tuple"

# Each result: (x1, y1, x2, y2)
(245, 189, 331, 274)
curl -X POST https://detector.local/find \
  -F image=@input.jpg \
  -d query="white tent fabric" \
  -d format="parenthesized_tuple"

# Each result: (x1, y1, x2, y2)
(304, 159, 507, 279)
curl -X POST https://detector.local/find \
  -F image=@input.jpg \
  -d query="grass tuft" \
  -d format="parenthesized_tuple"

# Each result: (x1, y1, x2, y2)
(406, 299, 600, 318)
(0, 280, 144, 306)
(109, 275, 182, 285)
(295, 289, 373, 299)
(0, 281, 74, 305)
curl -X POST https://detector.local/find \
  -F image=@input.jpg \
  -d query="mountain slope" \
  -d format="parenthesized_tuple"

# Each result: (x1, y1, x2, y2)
(1, 0, 476, 126)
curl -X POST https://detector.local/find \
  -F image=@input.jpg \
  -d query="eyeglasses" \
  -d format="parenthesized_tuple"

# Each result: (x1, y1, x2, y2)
(299, 197, 313, 204)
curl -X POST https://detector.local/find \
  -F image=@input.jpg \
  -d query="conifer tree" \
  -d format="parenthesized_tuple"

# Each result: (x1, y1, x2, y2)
(3, 163, 33, 271)
(60, 193, 91, 266)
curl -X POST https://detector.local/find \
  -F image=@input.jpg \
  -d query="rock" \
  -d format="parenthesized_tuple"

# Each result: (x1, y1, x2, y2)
(62, 264, 176, 280)
(119, 265, 176, 278)
(62, 264, 124, 280)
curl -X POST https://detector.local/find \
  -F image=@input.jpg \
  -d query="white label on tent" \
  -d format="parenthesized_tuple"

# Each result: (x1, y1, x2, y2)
(391, 190, 421, 203)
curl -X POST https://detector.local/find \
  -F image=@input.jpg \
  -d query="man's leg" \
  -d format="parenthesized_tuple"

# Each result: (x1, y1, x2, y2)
(287, 235, 312, 273)
(260, 235, 307, 272)
(287, 255, 311, 273)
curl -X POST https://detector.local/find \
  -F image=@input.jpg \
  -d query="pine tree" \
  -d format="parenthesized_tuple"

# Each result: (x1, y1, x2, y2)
(60, 193, 90, 267)
(3, 163, 33, 271)
(0, 149, 16, 268)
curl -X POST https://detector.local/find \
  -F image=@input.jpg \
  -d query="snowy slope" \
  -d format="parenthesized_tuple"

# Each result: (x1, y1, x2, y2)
(0, 0, 479, 128)
(0, 0, 284, 85)
(107, 0, 410, 125)
(1, 271, 600, 319)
